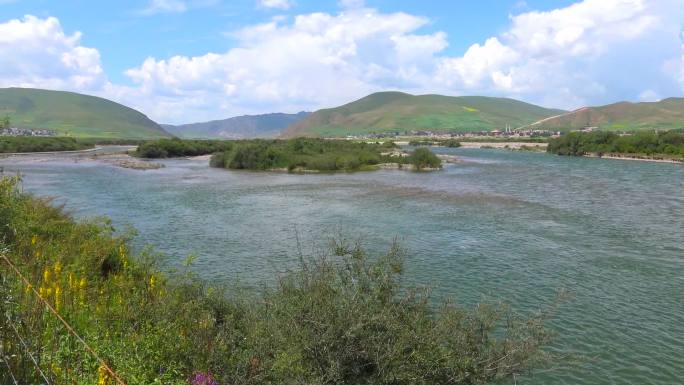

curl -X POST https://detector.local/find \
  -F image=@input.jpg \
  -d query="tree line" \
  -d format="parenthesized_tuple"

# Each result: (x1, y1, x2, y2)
(547, 130, 684, 158)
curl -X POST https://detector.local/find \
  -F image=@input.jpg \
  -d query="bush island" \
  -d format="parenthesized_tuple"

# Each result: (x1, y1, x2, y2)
(410, 147, 442, 170)
(210, 138, 442, 172)
(0, 176, 556, 384)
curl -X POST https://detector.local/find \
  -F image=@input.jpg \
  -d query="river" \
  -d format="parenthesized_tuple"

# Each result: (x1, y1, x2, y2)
(1, 147, 683, 384)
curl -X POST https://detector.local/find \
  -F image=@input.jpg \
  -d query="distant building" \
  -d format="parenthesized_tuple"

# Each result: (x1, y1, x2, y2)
(0, 127, 57, 137)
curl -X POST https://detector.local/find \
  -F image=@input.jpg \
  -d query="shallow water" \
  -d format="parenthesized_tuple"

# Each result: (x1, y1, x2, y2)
(2, 148, 683, 384)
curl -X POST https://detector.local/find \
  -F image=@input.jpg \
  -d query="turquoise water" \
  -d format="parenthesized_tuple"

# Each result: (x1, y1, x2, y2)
(2, 148, 683, 384)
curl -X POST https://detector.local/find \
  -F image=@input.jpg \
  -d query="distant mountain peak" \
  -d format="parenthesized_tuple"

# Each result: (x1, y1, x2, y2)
(0, 87, 170, 139)
(527, 98, 684, 131)
(282, 92, 565, 137)
(164, 111, 311, 139)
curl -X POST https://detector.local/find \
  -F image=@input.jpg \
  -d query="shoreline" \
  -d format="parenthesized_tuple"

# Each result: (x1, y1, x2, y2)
(0, 146, 103, 156)
(584, 153, 684, 164)
(458, 142, 548, 149)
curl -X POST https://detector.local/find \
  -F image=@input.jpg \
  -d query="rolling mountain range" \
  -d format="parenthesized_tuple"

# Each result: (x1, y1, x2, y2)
(163, 112, 310, 139)
(0, 88, 170, 139)
(523, 98, 684, 132)
(1, 87, 682, 140)
(281, 92, 566, 137)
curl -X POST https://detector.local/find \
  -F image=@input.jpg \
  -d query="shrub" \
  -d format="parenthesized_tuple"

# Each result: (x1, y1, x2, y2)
(0, 136, 92, 153)
(443, 139, 461, 148)
(135, 138, 233, 158)
(410, 147, 442, 170)
(547, 130, 684, 158)
(210, 138, 434, 172)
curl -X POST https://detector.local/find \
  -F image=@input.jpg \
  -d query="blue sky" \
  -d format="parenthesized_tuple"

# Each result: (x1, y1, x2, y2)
(0, 0, 577, 84)
(0, 0, 683, 123)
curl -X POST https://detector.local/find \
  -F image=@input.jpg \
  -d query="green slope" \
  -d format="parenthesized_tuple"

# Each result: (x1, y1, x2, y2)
(282, 91, 565, 137)
(0, 88, 171, 139)
(527, 98, 684, 131)
(163, 112, 310, 139)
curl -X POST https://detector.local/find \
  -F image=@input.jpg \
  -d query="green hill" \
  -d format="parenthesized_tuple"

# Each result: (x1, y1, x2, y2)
(281, 92, 565, 137)
(0, 88, 171, 139)
(525, 98, 684, 131)
(163, 112, 310, 139)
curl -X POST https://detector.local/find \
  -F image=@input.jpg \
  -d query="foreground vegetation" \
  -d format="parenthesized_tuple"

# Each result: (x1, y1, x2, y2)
(0, 136, 93, 153)
(547, 130, 684, 158)
(0, 176, 556, 384)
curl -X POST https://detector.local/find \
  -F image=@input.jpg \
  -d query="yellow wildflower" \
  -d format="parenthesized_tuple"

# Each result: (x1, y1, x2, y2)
(149, 275, 156, 290)
(54, 286, 62, 311)
(51, 362, 62, 376)
(43, 268, 51, 283)
(68, 272, 76, 290)
(97, 364, 110, 385)
(34, 250, 41, 258)
(46, 287, 53, 297)
(54, 261, 62, 275)
(31, 235, 38, 245)
(39, 286, 46, 298)
(79, 277, 87, 290)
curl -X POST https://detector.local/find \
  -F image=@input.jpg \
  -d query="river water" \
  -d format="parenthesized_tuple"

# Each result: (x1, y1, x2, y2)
(1, 147, 683, 384)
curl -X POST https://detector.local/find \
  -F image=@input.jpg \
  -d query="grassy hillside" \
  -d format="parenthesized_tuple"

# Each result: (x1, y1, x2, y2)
(282, 92, 565, 137)
(526, 98, 684, 131)
(0, 88, 171, 139)
(164, 112, 310, 139)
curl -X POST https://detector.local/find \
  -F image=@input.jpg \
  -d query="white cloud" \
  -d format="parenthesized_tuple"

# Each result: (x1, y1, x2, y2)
(139, 0, 187, 15)
(435, 0, 681, 108)
(257, 0, 293, 10)
(121, 0, 684, 122)
(677, 47, 684, 87)
(124, 8, 447, 121)
(2, 1, 684, 124)
(0, 15, 106, 91)
(638, 89, 661, 102)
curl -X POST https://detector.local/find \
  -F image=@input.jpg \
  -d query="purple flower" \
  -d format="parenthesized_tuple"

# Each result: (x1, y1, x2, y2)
(190, 371, 218, 385)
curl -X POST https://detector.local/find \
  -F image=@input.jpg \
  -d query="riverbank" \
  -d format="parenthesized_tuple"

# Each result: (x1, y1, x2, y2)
(0, 145, 102, 156)
(459, 142, 548, 150)
(585, 153, 684, 164)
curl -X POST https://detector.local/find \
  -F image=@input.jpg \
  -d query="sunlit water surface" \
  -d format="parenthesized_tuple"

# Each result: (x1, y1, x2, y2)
(2, 147, 683, 384)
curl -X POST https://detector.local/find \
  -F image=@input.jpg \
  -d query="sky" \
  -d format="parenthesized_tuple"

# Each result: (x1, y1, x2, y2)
(0, 0, 683, 124)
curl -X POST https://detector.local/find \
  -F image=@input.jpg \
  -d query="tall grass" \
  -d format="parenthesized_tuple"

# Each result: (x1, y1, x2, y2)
(0, 176, 556, 384)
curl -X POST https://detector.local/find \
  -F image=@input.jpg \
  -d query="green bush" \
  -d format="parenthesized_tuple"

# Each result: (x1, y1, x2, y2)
(0, 177, 557, 384)
(209, 138, 435, 172)
(410, 147, 442, 170)
(547, 130, 684, 158)
(135, 138, 234, 158)
(0, 136, 92, 153)
(443, 139, 462, 148)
